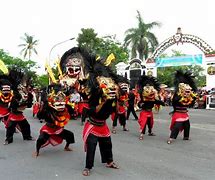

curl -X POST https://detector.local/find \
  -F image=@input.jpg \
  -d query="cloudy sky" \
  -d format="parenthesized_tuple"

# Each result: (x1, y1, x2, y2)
(0, 0, 214, 73)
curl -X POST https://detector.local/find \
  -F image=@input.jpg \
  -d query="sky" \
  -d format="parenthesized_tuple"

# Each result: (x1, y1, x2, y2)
(0, 0, 215, 74)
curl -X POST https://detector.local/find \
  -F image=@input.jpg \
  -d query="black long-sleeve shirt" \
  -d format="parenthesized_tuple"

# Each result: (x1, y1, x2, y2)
(138, 99, 165, 111)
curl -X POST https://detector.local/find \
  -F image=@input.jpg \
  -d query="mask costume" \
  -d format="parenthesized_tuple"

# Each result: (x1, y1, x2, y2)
(0, 60, 13, 125)
(58, 47, 92, 120)
(0, 77, 13, 124)
(33, 83, 75, 157)
(59, 47, 91, 87)
(82, 55, 119, 176)
(137, 75, 165, 140)
(154, 84, 167, 113)
(4, 69, 34, 145)
(167, 70, 197, 144)
(111, 75, 129, 134)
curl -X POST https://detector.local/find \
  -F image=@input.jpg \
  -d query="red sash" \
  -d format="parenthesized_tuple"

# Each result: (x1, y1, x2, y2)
(83, 121, 110, 151)
(40, 124, 64, 148)
(170, 112, 189, 130)
(138, 110, 154, 132)
(0, 106, 9, 117)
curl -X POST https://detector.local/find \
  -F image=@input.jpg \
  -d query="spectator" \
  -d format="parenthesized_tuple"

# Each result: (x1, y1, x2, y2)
(127, 88, 138, 120)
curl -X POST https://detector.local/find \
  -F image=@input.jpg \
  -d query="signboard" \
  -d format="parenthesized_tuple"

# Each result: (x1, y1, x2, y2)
(155, 54, 203, 67)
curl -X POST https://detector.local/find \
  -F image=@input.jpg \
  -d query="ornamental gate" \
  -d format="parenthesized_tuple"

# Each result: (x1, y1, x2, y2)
(145, 27, 215, 88)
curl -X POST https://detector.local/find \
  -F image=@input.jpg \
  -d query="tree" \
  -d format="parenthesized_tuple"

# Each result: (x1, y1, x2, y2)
(77, 28, 129, 70)
(18, 33, 39, 60)
(35, 74, 49, 88)
(124, 11, 161, 61)
(0, 49, 47, 88)
(77, 28, 101, 53)
(157, 50, 206, 87)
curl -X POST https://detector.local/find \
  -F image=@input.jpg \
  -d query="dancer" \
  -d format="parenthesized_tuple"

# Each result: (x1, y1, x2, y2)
(33, 84, 75, 157)
(167, 70, 197, 144)
(0, 60, 13, 125)
(154, 84, 167, 113)
(137, 75, 165, 140)
(112, 75, 129, 133)
(4, 69, 34, 145)
(82, 54, 119, 176)
(126, 88, 138, 120)
(0, 77, 13, 125)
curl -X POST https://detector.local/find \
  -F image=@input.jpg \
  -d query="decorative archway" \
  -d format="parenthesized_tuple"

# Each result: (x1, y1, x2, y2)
(149, 27, 214, 60)
(145, 28, 215, 89)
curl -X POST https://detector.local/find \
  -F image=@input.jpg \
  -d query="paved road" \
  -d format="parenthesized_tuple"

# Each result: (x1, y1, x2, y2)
(0, 107, 214, 180)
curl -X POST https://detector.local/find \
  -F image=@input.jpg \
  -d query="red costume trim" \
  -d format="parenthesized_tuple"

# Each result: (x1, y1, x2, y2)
(0, 106, 9, 117)
(33, 103, 40, 115)
(5, 112, 25, 128)
(83, 121, 110, 151)
(118, 105, 126, 114)
(78, 102, 89, 114)
(170, 112, 189, 131)
(138, 110, 154, 132)
(40, 124, 64, 148)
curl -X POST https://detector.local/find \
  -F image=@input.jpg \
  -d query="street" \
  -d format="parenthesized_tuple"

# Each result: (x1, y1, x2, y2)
(0, 107, 214, 180)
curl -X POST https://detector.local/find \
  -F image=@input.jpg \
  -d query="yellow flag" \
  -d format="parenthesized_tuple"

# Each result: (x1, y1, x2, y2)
(45, 60, 57, 83)
(104, 53, 115, 66)
(0, 59, 9, 74)
(55, 57, 63, 77)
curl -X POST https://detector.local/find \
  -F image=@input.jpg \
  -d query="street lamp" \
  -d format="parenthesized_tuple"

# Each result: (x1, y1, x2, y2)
(48, 37, 75, 63)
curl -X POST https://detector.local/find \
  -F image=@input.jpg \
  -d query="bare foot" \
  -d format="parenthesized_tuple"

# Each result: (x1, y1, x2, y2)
(64, 147, 73, 151)
(106, 162, 119, 169)
(3, 141, 9, 145)
(167, 138, 173, 144)
(32, 151, 39, 158)
(112, 129, 116, 134)
(139, 133, 144, 140)
(82, 168, 90, 176)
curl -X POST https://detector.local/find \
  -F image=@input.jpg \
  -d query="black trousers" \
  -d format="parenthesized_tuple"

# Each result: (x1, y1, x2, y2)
(85, 134, 113, 169)
(36, 129, 75, 153)
(6, 119, 32, 143)
(142, 117, 152, 134)
(112, 113, 126, 127)
(127, 106, 138, 120)
(170, 120, 190, 139)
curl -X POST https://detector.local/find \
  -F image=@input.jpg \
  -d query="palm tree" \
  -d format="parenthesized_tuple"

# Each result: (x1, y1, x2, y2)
(19, 33, 39, 60)
(124, 11, 161, 62)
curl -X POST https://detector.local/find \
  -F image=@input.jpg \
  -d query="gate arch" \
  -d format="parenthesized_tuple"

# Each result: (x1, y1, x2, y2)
(150, 27, 214, 60)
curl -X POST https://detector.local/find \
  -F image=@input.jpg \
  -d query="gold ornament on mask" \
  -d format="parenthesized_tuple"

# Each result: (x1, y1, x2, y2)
(142, 85, 158, 101)
(45, 60, 57, 84)
(178, 83, 194, 105)
(96, 76, 117, 100)
(55, 57, 63, 78)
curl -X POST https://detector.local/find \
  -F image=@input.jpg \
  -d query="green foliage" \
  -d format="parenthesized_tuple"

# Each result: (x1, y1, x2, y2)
(77, 28, 101, 52)
(18, 33, 39, 60)
(124, 10, 161, 61)
(0, 49, 47, 88)
(35, 74, 49, 88)
(77, 28, 129, 70)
